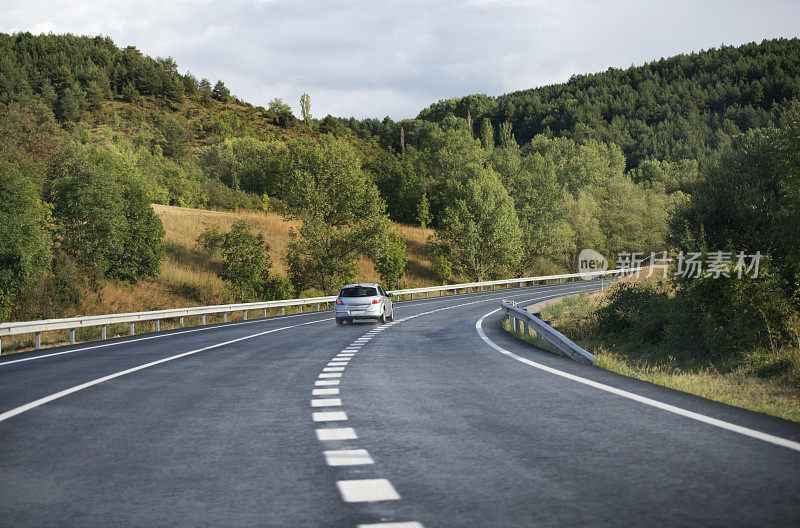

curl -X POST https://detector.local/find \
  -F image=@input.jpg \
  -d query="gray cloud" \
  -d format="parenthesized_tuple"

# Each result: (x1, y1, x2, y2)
(1, 0, 798, 118)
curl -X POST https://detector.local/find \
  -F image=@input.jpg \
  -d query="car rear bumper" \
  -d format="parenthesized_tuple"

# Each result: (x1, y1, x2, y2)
(334, 304, 382, 319)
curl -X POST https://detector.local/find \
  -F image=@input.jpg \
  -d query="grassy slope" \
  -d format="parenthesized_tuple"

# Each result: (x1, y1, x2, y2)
(531, 286, 800, 422)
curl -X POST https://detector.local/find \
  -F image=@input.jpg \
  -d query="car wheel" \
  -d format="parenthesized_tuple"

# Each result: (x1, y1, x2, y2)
(388, 308, 394, 321)
(336, 318, 344, 326)
(378, 310, 387, 324)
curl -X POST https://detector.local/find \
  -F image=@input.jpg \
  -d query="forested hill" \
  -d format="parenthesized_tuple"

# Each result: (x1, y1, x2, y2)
(411, 38, 800, 170)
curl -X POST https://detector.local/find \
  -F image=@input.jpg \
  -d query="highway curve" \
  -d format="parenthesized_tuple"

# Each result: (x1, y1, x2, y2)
(0, 279, 798, 527)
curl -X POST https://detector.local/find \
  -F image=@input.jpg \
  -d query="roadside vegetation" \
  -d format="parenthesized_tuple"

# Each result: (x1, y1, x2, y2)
(506, 106, 800, 422)
(536, 285, 800, 422)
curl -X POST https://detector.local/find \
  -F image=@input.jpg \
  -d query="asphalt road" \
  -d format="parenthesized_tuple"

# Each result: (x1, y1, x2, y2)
(1, 279, 798, 527)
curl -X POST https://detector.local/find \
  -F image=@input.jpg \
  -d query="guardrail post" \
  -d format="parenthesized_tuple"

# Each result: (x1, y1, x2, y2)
(263, 308, 267, 318)
(69, 328, 76, 345)
(0, 336, 2, 354)
(514, 317, 520, 334)
(223, 312, 227, 323)
(180, 317, 184, 328)
(425, 292, 428, 298)
(35, 332, 41, 349)
(317, 303, 320, 312)
(201, 315, 206, 325)
(299, 305, 303, 314)
(243, 310, 248, 321)
(523, 320, 529, 336)
(155, 320, 160, 332)
(281, 307, 285, 316)
(130, 322, 135, 335)
(101, 325, 106, 340)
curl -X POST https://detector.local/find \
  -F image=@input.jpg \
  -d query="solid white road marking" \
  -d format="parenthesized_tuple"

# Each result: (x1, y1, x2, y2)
(475, 307, 800, 454)
(315, 379, 340, 386)
(312, 388, 339, 395)
(312, 411, 347, 422)
(311, 398, 342, 407)
(324, 449, 375, 466)
(358, 523, 424, 528)
(336, 479, 400, 502)
(328, 361, 348, 366)
(0, 319, 328, 424)
(323, 366, 345, 372)
(318, 372, 342, 379)
(316, 427, 358, 441)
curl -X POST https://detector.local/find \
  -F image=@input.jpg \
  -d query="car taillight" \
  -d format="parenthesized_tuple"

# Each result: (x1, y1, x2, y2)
(371, 298, 380, 304)
(336, 299, 343, 305)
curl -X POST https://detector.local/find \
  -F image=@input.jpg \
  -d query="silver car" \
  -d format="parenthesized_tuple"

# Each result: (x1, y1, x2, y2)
(334, 283, 394, 325)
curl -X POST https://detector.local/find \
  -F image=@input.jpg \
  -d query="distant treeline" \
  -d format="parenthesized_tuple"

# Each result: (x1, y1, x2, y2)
(342, 38, 800, 172)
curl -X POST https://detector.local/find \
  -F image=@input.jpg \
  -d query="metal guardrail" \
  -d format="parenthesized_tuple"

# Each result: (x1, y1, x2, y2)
(501, 299, 598, 364)
(0, 269, 625, 353)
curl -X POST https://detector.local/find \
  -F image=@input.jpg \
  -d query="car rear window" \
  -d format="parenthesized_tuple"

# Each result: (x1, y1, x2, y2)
(340, 287, 378, 297)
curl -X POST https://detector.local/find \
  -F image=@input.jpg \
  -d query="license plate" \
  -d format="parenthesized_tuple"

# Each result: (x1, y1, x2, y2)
(349, 310, 364, 315)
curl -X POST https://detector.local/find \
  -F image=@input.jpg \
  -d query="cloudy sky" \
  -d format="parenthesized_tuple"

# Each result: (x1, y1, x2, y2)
(2, 1, 799, 119)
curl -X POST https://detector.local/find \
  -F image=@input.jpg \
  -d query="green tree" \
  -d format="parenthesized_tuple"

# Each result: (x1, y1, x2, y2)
(372, 230, 406, 289)
(48, 145, 164, 282)
(417, 192, 431, 228)
(480, 118, 494, 150)
(219, 220, 271, 302)
(300, 92, 312, 127)
(212, 80, 230, 102)
(0, 157, 52, 320)
(432, 165, 522, 280)
(157, 115, 191, 158)
(268, 98, 295, 127)
(282, 135, 389, 293)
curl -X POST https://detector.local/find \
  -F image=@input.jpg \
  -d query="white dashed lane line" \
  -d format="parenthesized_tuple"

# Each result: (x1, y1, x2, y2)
(319, 372, 343, 378)
(336, 479, 401, 503)
(316, 427, 358, 441)
(311, 398, 342, 407)
(323, 366, 346, 372)
(324, 449, 375, 466)
(312, 411, 348, 422)
(313, 388, 339, 395)
(358, 523, 424, 528)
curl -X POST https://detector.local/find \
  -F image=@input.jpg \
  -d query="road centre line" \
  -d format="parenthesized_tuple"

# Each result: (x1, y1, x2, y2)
(316, 427, 358, 441)
(475, 302, 800, 454)
(312, 398, 342, 407)
(324, 449, 375, 466)
(336, 479, 400, 502)
(312, 411, 348, 422)
(0, 318, 328, 424)
(356, 522, 425, 528)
